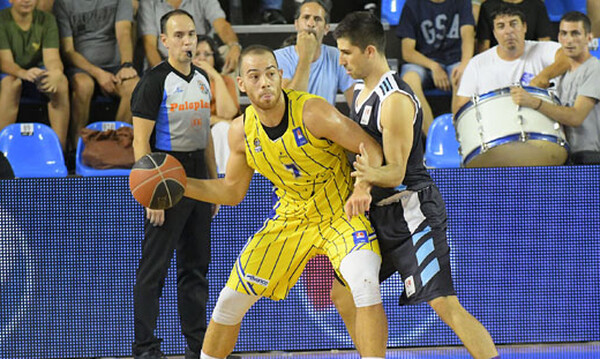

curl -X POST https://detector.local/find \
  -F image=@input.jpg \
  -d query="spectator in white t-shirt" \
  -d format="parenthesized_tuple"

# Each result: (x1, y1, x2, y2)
(454, 6, 568, 114)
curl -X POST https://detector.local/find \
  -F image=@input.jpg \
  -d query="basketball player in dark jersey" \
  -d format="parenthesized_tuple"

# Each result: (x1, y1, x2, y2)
(331, 12, 499, 359)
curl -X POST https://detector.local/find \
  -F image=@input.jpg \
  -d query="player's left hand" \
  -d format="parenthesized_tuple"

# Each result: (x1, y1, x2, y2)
(345, 184, 371, 220)
(351, 143, 376, 184)
(345, 143, 374, 219)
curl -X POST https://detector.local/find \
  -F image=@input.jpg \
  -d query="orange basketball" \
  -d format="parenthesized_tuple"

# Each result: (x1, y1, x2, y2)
(129, 152, 187, 210)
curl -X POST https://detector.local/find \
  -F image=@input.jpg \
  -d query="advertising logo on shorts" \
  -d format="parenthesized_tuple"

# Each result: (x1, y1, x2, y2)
(0, 209, 36, 344)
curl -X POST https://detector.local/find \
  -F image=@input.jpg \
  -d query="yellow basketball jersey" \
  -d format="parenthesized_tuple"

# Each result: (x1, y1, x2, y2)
(244, 89, 353, 219)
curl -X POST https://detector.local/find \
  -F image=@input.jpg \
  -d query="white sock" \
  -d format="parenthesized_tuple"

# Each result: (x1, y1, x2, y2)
(200, 351, 222, 359)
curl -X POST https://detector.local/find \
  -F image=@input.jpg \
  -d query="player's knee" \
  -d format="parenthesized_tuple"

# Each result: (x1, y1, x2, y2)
(339, 250, 382, 308)
(211, 286, 259, 325)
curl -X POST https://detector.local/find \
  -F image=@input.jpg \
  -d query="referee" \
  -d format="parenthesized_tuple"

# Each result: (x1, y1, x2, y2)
(130, 9, 218, 359)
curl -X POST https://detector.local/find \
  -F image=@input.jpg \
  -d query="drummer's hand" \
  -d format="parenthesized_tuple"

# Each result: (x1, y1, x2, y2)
(510, 86, 538, 108)
(530, 74, 550, 88)
(431, 63, 451, 92)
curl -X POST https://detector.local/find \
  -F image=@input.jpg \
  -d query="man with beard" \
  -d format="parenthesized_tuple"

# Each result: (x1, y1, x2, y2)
(274, 0, 355, 106)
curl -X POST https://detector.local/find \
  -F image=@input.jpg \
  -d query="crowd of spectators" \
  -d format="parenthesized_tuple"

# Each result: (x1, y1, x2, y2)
(0, 0, 599, 177)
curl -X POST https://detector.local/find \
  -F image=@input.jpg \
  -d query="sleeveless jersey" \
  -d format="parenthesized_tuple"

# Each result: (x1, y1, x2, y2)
(244, 89, 353, 220)
(350, 71, 433, 202)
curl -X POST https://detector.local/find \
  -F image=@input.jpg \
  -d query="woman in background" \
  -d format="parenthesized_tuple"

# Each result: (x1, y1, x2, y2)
(193, 35, 239, 174)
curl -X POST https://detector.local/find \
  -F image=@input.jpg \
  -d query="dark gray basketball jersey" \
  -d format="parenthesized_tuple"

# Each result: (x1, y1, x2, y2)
(350, 71, 433, 202)
(131, 61, 212, 152)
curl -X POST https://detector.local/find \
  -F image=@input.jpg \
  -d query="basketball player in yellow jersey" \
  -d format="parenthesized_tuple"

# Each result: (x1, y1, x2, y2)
(184, 45, 388, 359)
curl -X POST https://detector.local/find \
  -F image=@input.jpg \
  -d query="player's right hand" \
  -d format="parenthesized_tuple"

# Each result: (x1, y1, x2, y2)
(146, 208, 165, 227)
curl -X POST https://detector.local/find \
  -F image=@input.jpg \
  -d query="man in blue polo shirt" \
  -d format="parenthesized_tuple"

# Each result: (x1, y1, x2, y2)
(274, 0, 355, 106)
(397, 0, 475, 135)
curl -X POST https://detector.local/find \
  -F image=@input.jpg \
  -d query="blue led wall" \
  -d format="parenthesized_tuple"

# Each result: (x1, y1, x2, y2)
(1, 166, 599, 358)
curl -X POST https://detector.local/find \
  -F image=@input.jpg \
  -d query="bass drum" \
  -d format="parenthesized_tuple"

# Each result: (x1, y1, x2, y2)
(454, 86, 569, 167)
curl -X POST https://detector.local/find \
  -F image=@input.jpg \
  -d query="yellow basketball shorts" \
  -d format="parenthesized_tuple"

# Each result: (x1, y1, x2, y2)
(226, 213, 379, 300)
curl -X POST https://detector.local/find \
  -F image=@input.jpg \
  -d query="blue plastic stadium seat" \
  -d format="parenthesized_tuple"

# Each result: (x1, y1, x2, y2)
(0, 0, 10, 10)
(75, 121, 133, 176)
(381, 0, 406, 25)
(0, 123, 67, 178)
(424, 113, 461, 168)
(424, 88, 452, 97)
(545, 0, 587, 22)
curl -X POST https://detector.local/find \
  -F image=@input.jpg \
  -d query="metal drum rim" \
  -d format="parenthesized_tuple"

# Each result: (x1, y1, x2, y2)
(455, 86, 561, 123)
(462, 132, 570, 166)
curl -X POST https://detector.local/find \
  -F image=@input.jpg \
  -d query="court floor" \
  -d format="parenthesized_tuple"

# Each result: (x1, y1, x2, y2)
(122, 342, 600, 359)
